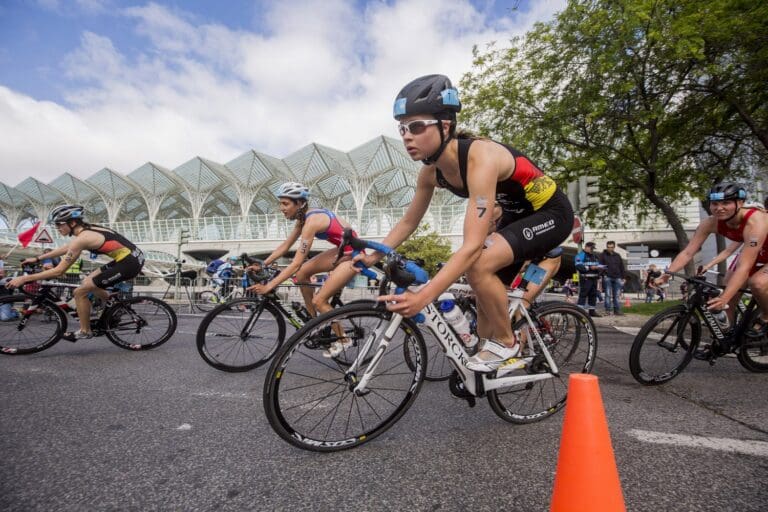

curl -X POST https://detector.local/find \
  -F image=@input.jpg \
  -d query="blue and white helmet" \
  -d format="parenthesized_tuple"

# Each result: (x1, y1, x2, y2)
(49, 204, 84, 223)
(708, 182, 746, 202)
(277, 182, 309, 201)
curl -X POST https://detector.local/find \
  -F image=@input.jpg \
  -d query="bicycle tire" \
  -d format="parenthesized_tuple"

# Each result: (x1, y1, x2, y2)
(628, 305, 700, 385)
(0, 295, 67, 355)
(196, 298, 286, 372)
(104, 296, 177, 350)
(264, 302, 427, 452)
(487, 302, 597, 424)
(737, 309, 768, 372)
(197, 290, 219, 312)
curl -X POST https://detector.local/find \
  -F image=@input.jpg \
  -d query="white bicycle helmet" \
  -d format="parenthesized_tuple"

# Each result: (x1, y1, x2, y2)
(50, 204, 85, 223)
(277, 182, 309, 201)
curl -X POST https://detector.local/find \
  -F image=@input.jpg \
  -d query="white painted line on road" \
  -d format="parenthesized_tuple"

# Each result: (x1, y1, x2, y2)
(628, 429, 768, 457)
(192, 391, 250, 399)
(614, 326, 641, 336)
(176, 423, 192, 431)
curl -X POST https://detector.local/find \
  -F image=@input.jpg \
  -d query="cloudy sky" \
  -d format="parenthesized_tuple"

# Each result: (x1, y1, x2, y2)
(0, 0, 565, 186)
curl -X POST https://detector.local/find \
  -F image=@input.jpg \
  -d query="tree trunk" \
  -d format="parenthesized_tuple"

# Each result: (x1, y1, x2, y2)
(647, 193, 696, 276)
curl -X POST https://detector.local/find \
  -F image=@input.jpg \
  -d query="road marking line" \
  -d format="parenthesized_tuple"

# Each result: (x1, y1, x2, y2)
(628, 429, 768, 457)
(613, 326, 641, 336)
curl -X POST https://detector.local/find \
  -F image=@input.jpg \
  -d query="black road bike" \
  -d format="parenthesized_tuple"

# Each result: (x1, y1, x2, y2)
(195, 267, 358, 372)
(0, 280, 177, 355)
(629, 271, 768, 385)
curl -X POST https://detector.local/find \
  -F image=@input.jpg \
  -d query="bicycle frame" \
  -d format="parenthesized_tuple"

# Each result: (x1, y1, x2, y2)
(348, 287, 559, 396)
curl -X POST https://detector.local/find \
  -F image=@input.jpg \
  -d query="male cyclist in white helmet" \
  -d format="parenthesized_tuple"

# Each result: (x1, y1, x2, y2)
(6, 205, 145, 341)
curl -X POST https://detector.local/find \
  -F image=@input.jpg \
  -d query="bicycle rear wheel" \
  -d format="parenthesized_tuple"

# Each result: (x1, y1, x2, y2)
(0, 296, 66, 355)
(104, 296, 177, 350)
(488, 302, 597, 423)
(196, 290, 219, 312)
(196, 298, 285, 372)
(629, 305, 700, 385)
(264, 303, 427, 452)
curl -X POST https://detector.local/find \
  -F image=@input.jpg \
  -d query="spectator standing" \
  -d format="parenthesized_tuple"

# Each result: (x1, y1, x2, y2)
(575, 241, 602, 317)
(599, 241, 626, 315)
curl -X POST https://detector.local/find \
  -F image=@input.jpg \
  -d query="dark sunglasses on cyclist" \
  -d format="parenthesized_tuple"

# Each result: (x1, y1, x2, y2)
(397, 119, 440, 136)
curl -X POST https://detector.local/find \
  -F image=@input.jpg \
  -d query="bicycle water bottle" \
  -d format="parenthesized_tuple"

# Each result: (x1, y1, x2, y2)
(713, 310, 730, 330)
(438, 293, 477, 348)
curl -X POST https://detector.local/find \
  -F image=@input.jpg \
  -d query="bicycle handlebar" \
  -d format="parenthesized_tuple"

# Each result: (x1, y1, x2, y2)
(337, 228, 429, 289)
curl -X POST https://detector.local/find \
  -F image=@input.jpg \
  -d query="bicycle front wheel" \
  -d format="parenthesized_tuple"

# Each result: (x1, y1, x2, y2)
(629, 305, 700, 385)
(737, 310, 768, 372)
(196, 298, 285, 372)
(488, 302, 597, 423)
(104, 296, 177, 350)
(0, 296, 67, 355)
(264, 302, 427, 452)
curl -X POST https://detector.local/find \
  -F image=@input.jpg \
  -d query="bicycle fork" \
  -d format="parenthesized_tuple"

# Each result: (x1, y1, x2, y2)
(347, 314, 404, 395)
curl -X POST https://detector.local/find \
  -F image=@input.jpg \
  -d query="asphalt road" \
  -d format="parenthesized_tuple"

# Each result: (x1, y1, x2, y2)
(1, 313, 766, 511)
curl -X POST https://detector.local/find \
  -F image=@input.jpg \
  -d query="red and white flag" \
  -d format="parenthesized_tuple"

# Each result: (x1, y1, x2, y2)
(17, 221, 41, 248)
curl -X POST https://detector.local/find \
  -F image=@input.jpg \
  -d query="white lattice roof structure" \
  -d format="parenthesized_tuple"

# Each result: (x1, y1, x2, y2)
(0, 135, 462, 230)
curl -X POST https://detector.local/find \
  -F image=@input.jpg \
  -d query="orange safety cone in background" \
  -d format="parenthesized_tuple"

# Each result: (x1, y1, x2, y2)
(624, 296, 631, 308)
(550, 374, 626, 512)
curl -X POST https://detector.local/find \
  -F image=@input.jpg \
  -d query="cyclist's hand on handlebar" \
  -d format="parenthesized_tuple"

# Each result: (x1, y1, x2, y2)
(351, 252, 380, 272)
(654, 274, 671, 286)
(20, 257, 38, 266)
(378, 289, 429, 318)
(6, 276, 29, 289)
(247, 283, 272, 295)
(706, 295, 730, 312)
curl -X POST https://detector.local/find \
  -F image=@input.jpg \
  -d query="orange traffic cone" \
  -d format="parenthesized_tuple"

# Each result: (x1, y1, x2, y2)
(550, 374, 626, 512)
(624, 296, 631, 308)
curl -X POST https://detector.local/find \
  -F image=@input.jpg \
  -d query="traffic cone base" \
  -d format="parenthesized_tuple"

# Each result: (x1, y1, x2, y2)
(550, 374, 626, 512)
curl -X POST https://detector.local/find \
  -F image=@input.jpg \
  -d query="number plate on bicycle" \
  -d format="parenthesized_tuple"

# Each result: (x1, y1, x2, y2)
(523, 263, 547, 285)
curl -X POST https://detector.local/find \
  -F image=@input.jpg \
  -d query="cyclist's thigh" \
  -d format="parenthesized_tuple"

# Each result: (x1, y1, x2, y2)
(314, 263, 357, 303)
(295, 248, 337, 281)
(91, 257, 142, 289)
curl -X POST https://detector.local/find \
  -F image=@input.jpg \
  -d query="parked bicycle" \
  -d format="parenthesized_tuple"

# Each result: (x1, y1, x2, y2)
(629, 271, 768, 385)
(262, 231, 597, 451)
(0, 277, 177, 355)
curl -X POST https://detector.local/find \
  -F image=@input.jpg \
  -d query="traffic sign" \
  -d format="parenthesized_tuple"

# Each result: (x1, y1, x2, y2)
(572, 216, 583, 244)
(34, 228, 53, 244)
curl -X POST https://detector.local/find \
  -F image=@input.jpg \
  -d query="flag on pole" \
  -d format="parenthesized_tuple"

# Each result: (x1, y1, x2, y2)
(18, 221, 41, 248)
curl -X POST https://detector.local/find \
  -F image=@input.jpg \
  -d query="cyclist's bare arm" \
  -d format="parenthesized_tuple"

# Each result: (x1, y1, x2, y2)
(369, 167, 434, 264)
(659, 217, 717, 282)
(701, 240, 742, 273)
(718, 213, 768, 304)
(263, 224, 302, 267)
(253, 218, 321, 293)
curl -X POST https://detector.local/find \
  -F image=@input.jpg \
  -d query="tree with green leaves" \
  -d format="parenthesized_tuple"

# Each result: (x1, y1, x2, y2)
(396, 223, 453, 277)
(460, 0, 766, 261)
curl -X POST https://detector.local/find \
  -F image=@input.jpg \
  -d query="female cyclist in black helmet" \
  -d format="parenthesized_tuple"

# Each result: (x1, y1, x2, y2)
(353, 74, 574, 372)
(6, 205, 145, 341)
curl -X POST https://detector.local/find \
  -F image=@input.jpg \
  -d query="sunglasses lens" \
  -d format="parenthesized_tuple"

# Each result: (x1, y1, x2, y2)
(408, 121, 428, 135)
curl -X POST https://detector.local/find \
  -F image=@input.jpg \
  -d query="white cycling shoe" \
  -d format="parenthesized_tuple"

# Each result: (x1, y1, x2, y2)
(465, 339, 520, 373)
(322, 339, 353, 358)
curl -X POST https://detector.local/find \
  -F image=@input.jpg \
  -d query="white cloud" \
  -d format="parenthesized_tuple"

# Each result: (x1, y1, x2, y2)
(0, 0, 566, 186)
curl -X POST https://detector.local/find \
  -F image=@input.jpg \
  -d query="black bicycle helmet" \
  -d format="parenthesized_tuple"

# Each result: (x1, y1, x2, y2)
(393, 74, 461, 121)
(708, 182, 747, 201)
(49, 204, 85, 223)
(393, 74, 462, 165)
